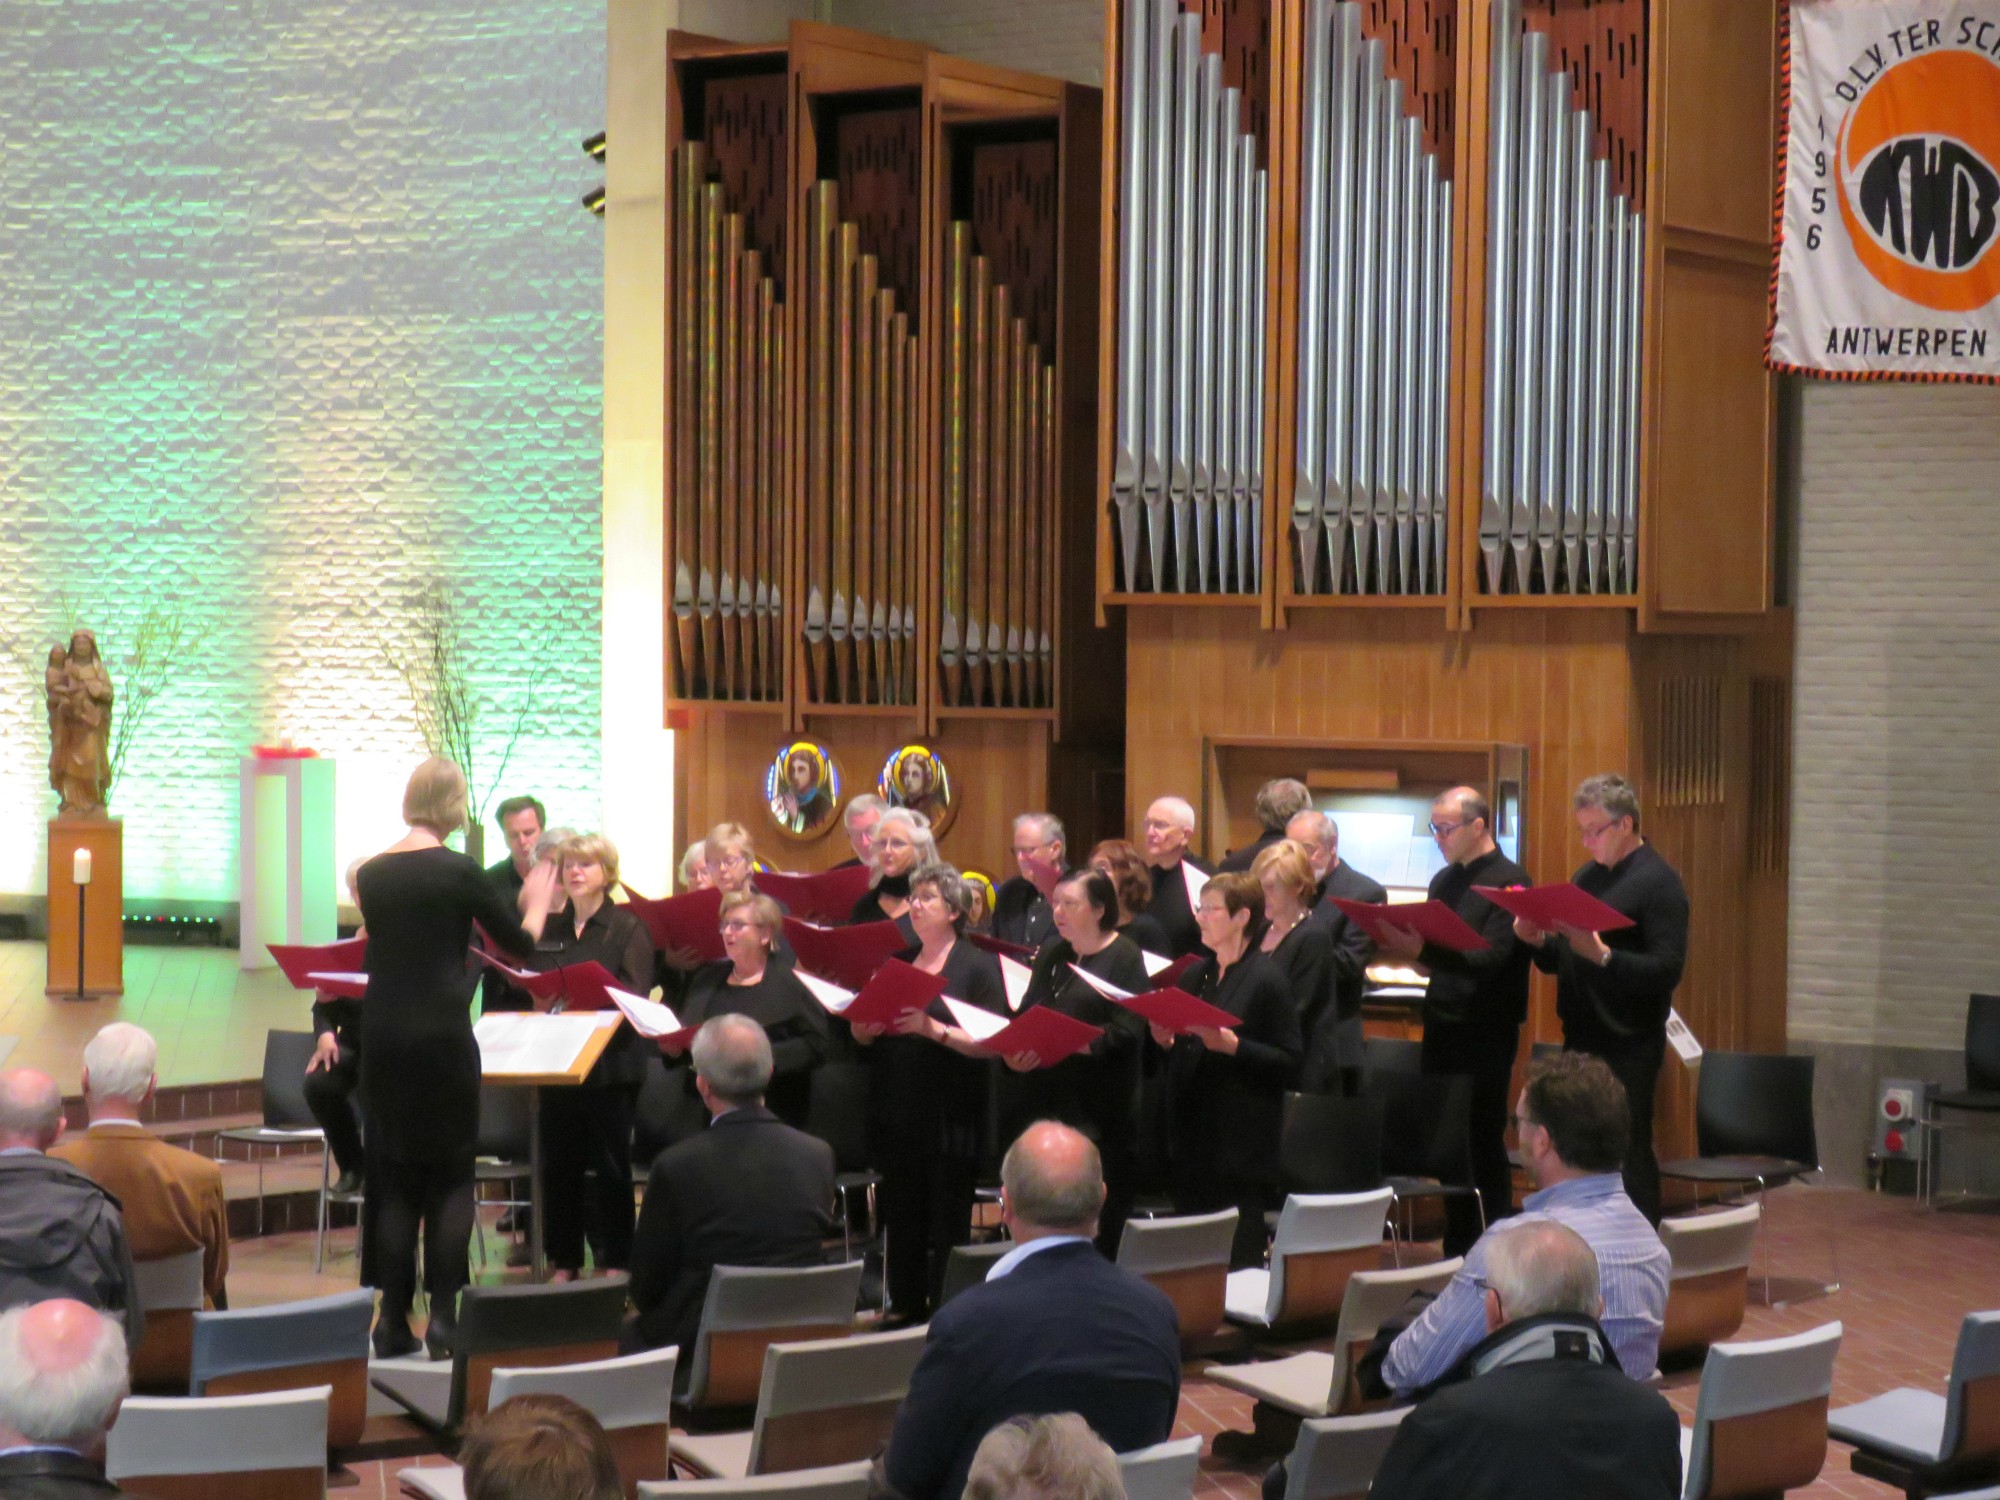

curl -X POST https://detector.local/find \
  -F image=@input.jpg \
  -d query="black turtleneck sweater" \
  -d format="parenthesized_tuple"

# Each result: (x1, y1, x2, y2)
(1417, 847, 1531, 1029)
(1533, 841, 1688, 1050)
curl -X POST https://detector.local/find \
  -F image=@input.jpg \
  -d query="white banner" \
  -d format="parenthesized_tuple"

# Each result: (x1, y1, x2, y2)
(1770, 0, 2000, 381)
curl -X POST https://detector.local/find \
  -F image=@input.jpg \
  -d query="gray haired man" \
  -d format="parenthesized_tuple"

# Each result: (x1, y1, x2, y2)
(0, 1299, 131, 1498)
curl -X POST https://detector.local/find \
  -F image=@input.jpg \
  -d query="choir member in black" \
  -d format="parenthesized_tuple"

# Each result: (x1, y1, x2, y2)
(479, 795, 546, 1015)
(356, 758, 555, 1358)
(1141, 796, 1211, 959)
(1287, 810, 1387, 1092)
(847, 807, 935, 937)
(1215, 778, 1312, 873)
(703, 822, 756, 898)
(1374, 787, 1530, 1253)
(850, 864, 1008, 1320)
(1090, 838, 1172, 957)
(836, 793, 887, 871)
(679, 840, 711, 892)
(666, 891, 829, 1128)
(992, 813, 1068, 948)
(1515, 773, 1688, 1224)
(1002, 869, 1151, 1256)
(304, 860, 368, 1197)
(522, 834, 654, 1279)
(1152, 871, 1302, 1270)
(1252, 840, 1335, 1053)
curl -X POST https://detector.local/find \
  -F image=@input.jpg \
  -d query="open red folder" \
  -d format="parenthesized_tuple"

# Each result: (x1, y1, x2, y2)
(837, 959, 949, 1029)
(304, 972, 368, 1000)
(1143, 951, 1204, 991)
(755, 865, 874, 926)
(1472, 883, 1635, 934)
(940, 998, 1101, 1067)
(619, 886, 726, 963)
(966, 930, 1039, 964)
(471, 951, 622, 1011)
(269, 936, 369, 991)
(1114, 986, 1239, 1036)
(1330, 899, 1492, 954)
(783, 918, 907, 990)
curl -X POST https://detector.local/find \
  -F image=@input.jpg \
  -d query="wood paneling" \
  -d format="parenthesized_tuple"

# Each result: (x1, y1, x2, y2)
(1655, 0, 1775, 245)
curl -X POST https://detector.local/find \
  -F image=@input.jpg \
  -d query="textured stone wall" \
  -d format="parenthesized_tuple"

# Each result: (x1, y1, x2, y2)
(0, 0, 606, 902)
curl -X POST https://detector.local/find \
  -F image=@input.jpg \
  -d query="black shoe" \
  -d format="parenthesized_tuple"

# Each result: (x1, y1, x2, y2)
(331, 1169, 363, 1197)
(373, 1321, 421, 1360)
(424, 1319, 454, 1362)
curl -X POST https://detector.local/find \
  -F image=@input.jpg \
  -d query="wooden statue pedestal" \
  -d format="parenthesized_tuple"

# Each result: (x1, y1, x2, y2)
(47, 818, 124, 999)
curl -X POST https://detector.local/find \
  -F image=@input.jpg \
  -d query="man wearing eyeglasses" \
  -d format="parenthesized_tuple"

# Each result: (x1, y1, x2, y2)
(1512, 773, 1687, 1225)
(1374, 787, 1530, 1254)
(992, 813, 1069, 949)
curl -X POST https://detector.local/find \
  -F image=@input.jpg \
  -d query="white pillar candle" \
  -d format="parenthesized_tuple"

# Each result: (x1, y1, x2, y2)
(73, 847, 93, 886)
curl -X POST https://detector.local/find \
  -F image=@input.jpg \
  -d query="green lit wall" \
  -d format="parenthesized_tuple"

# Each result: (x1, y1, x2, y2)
(0, 0, 606, 902)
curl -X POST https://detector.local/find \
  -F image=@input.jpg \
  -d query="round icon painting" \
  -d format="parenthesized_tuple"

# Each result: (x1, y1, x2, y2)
(880, 743, 955, 839)
(765, 740, 842, 840)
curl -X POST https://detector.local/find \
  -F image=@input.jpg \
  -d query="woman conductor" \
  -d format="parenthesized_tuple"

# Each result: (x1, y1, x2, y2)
(356, 758, 556, 1358)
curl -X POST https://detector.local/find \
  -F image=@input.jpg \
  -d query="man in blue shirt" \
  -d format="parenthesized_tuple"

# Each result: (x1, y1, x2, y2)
(1382, 1053, 1669, 1394)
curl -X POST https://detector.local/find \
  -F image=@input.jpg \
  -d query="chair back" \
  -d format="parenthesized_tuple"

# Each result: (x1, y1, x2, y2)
(745, 1326, 928, 1475)
(107, 1385, 330, 1500)
(937, 1240, 1012, 1307)
(637, 1460, 872, 1500)
(1116, 1210, 1238, 1347)
(190, 1289, 374, 1448)
(1941, 1309, 2000, 1465)
(1279, 1093, 1385, 1195)
(804, 1065, 872, 1174)
(1323, 1259, 1462, 1415)
(1362, 1037, 1422, 1079)
(1967, 994, 2000, 1092)
(260, 1030, 320, 1130)
(684, 1262, 864, 1411)
(1117, 1435, 1202, 1500)
(131, 1248, 206, 1391)
(1683, 1321, 1842, 1500)
(491, 1346, 680, 1493)
(1261, 1190, 1394, 1327)
(1368, 1073, 1474, 1187)
(1692, 1053, 1819, 1170)
(1281, 1408, 1411, 1500)
(450, 1277, 631, 1429)
(1658, 1206, 1760, 1357)
(476, 1083, 533, 1163)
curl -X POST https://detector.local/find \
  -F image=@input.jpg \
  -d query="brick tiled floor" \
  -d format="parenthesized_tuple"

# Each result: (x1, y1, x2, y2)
(230, 1185, 1997, 1499)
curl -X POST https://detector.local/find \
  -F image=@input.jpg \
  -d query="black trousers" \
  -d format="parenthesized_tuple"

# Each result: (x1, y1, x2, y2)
(1170, 1166, 1272, 1271)
(369, 1154, 475, 1331)
(878, 1146, 978, 1317)
(541, 1085, 637, 1273)
(1567, 1035, 1665, 1223)
(303, 1043, 364, 1177)
(1421, 1016, 1521, 1256)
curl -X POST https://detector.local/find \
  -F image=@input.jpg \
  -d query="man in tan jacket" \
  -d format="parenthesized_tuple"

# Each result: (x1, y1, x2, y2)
(52, 1024, 228, 1310)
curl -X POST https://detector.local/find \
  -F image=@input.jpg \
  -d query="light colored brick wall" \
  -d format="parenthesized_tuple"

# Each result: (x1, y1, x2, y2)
(0, 0, 606, 902)
(1790, 379, 2000, 1051)
(832, 0, 1105, 84)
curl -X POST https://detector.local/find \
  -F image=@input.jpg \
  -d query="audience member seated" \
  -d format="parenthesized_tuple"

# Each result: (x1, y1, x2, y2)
(876, 1121, 1181, 1500)
(51, 1024, 229, 1309)
(0, 1299, 131, 1499)
(1367, 1220, 1681, 1500)
(1381, 1053, 1668, 1394)
(962, 1413, 1129, 1500)
(0, 1070, 141, 1346)
(460, 1393, 621, 1500)
(625, 1015, 837, 1359)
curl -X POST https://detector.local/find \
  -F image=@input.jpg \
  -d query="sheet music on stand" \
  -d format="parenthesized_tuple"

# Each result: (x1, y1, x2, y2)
(475, 1011, 621, 1080)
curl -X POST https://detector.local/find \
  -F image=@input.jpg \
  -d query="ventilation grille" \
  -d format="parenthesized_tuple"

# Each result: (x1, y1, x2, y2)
(1748, 676, 1792, 873)
(1651, 675, 1723, 807)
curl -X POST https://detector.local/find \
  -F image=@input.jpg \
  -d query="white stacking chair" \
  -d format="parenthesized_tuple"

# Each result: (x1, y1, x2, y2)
(671, 1325, 927, 1480)
(107, 1385, 331, 1499)
(131, 1247, 207, 1391)
(1116, 1209, 1239, 1350)
(1680, 1321, 1843, 1500)
(1658, 1204, 1761, 1358)
(1829, 1309, 2000, 1498)
(1116, 1435, 1203, 1500)
(1226, 1190, 1393, 1334)
(637, 1460, 873, 1500)
(1280, 1409, 1412, 1500)
(1206, 1258, 1462, 1422)
(680, 1262, 865, 1415)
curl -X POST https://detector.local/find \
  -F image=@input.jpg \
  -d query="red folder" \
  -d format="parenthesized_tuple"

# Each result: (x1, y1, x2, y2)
(837, 958, 949, 1029)
(620, 886, 726, 963)
(269, 936, 369, 991)
(1148, 952, 1204, 992)
(957, 1004, 1102, 1067)
(966, 930, 1039, 963)
(1472, 883, 1635, 933)
(783, 918, 908, 990)
(304, 972, 368, 1000)
(755, 865, 874, 926)
(470, 951, 623, 1011)
(1114, 987, 1239, 1035)
(1330, 899, 1492, 954)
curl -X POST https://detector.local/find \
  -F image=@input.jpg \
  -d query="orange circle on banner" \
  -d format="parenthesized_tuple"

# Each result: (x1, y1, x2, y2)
(1836, 48, 2000, 312)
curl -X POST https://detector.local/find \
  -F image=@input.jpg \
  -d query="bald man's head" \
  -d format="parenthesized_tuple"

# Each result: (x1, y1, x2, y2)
(0, 1300, 128, 1450)
(1000, 1121, 1106, 1239)
(0, 1068, 64, 1151)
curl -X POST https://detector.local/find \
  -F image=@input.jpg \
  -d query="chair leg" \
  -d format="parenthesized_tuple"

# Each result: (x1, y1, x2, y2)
(255, 1155, 267, 1239)
(315, 1149, 331, 1275)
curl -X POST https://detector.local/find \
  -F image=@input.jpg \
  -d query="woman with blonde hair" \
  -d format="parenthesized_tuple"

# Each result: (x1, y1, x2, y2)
(1252, 839, 1335, 1063)
(703, 822, 756, 893)
(847, 807, 935, 929)
(355, 758, 557, 1358)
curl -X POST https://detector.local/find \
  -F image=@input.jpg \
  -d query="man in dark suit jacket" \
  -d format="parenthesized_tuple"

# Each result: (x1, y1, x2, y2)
(625, 1015, 836, 1361)
(877, 1121, 1182, 1500)
(0, 1299, 130, 1499)
(1289, 810, 1388, 1092)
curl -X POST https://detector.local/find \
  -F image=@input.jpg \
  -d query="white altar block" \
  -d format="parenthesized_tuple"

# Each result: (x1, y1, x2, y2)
(239, 755, 336, 969)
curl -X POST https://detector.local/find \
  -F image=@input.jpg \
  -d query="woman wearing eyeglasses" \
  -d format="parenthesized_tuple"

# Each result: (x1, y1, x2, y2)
(847, 807, 935, 934)
(667, 890, 829, 1128)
